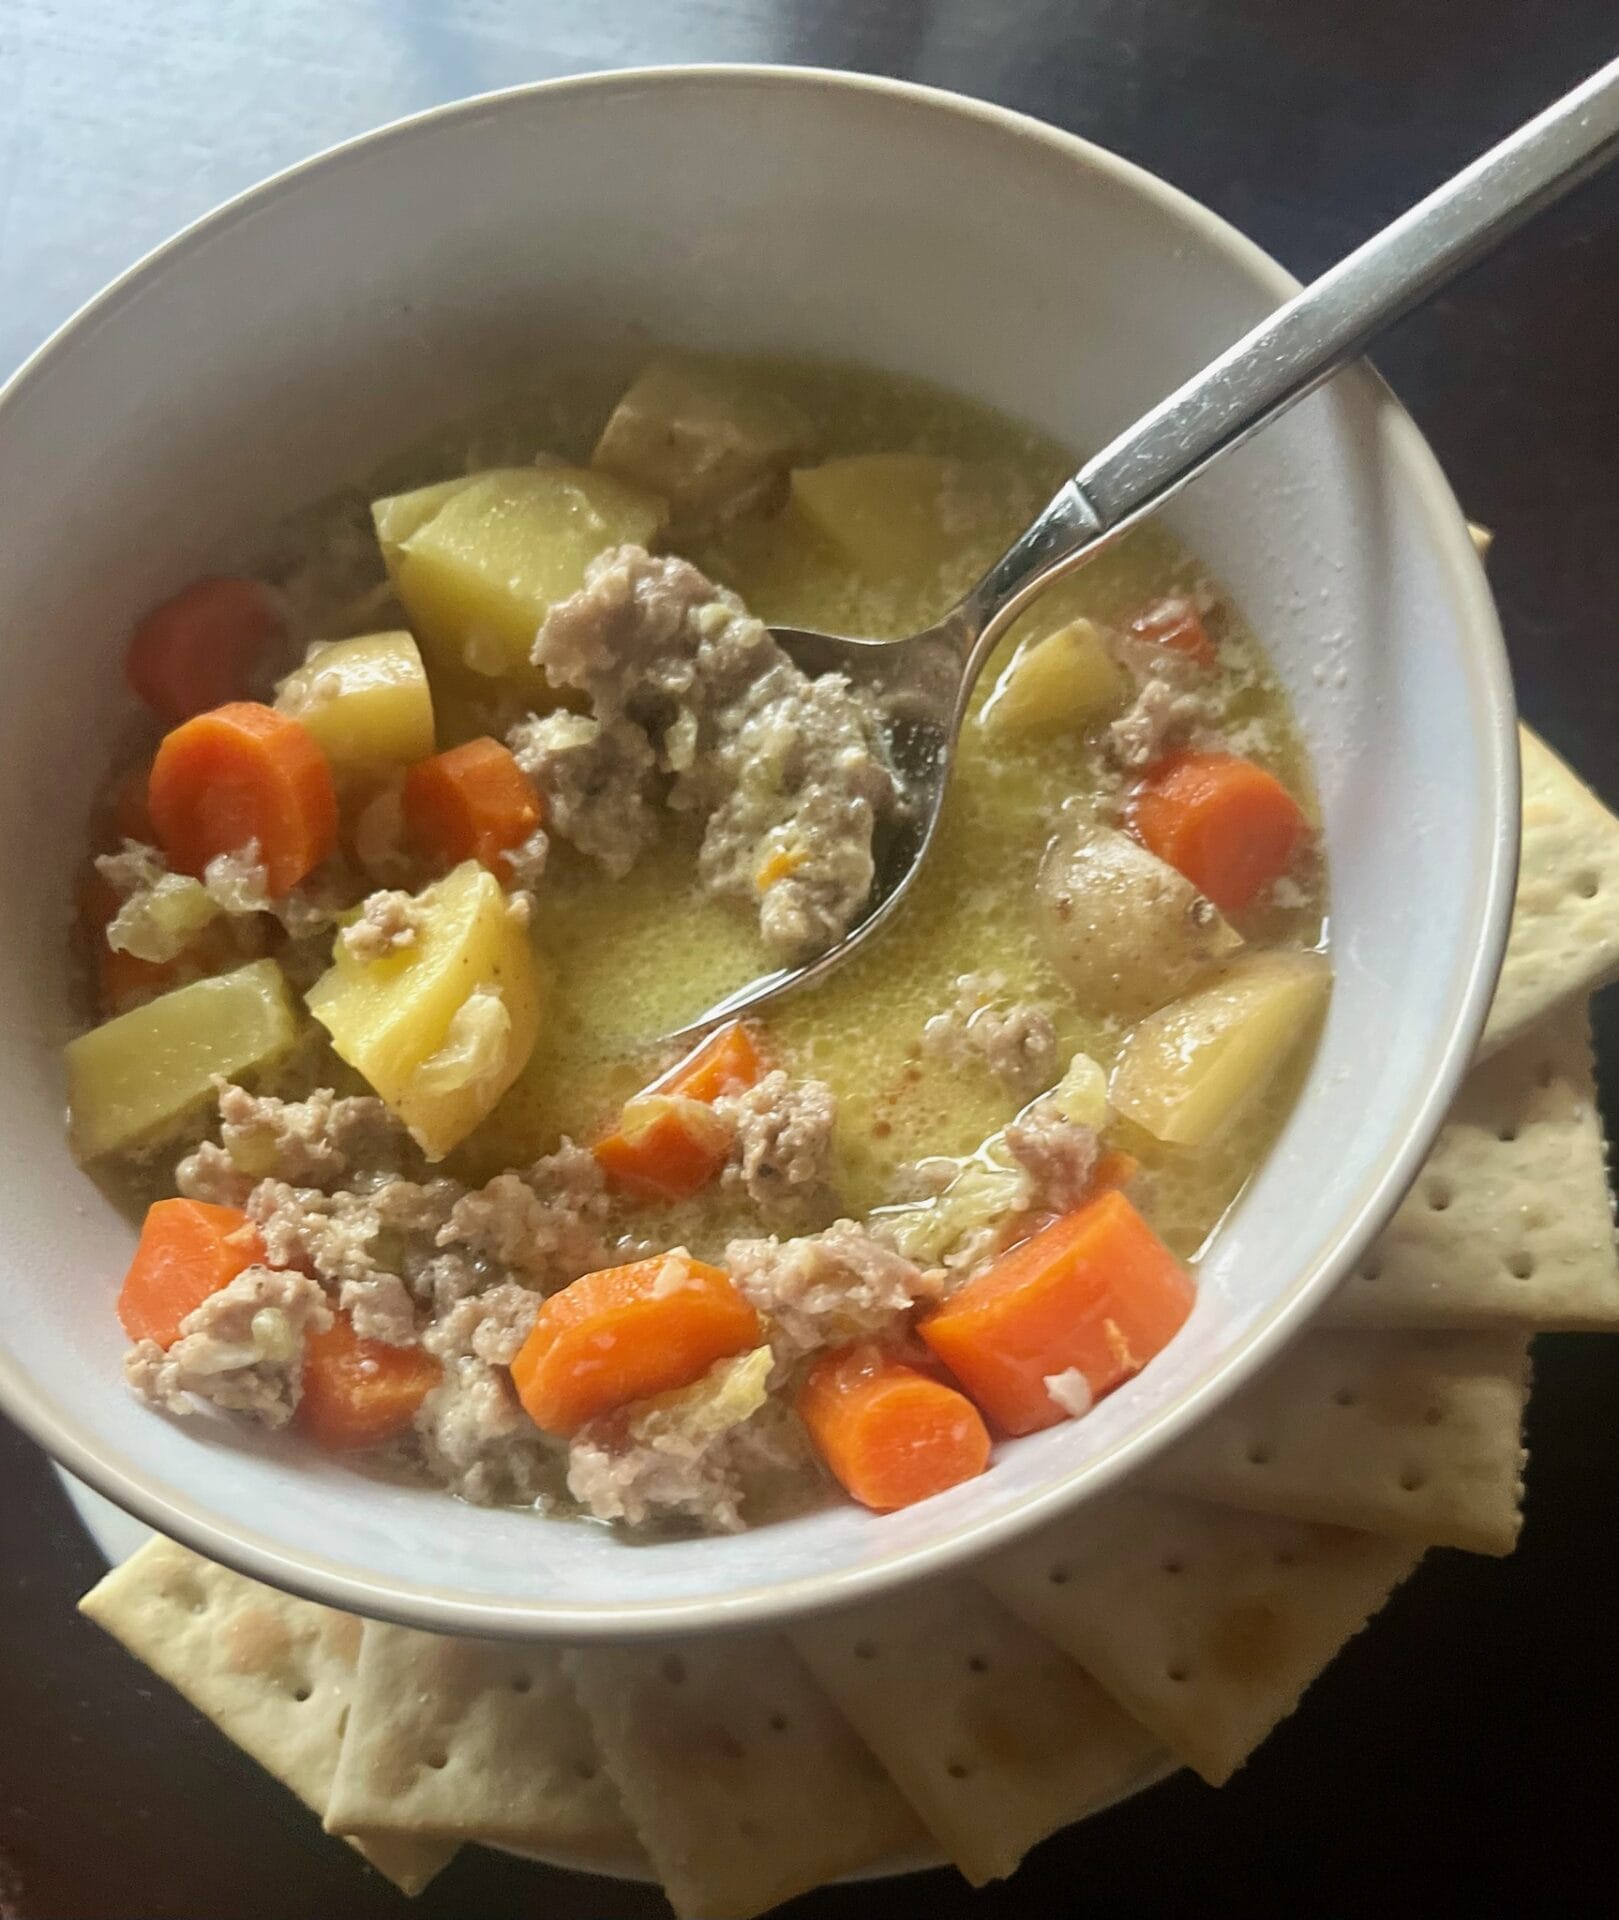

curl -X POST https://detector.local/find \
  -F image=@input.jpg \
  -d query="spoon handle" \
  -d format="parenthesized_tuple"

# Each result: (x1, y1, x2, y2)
(969, 53, 1619, 647)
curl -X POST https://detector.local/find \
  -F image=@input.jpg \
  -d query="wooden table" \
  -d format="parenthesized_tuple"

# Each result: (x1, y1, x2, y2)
(4, 3, 1618, 1913)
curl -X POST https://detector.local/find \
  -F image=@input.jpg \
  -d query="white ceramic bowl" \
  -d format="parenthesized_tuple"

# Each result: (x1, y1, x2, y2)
(0, 66, 1516, 1640)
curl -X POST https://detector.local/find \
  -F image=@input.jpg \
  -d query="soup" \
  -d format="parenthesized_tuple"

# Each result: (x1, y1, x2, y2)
(65, 353, 1328, 1533)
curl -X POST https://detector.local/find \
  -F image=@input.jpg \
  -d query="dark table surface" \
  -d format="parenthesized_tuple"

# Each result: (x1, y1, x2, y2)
(5, 3, 1619, 1915)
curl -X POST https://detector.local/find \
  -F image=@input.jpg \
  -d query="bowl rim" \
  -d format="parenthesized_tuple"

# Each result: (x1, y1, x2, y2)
(0, 61, 1520, 1641)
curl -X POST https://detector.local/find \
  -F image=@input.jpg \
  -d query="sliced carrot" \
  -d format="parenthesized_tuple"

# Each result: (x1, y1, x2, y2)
(920, 1189, 1195, 1436)
(1133, 751, 1307, 913)
(593, 1096, 735, 1202)
(297, 1313, 441, 1451)
(798, 1344, 991, 1512)
(148, 701, 338, 896)
(1128, 593, 1217, 669)
(118, 1199, 265, 1349)
(647, 1021, 766, 1103)
(593, 1021, 767, 1199)
(511, 1252, 761, 1436)
(403, 737, 541, 879)
(126, 577, 286, 723)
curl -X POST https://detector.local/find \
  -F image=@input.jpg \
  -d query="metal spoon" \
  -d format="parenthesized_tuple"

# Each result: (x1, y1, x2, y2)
(666, 54, 1619, 1044)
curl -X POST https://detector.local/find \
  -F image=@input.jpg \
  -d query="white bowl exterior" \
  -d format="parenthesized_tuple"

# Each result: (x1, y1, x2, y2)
(0, 71, 1514, 1634)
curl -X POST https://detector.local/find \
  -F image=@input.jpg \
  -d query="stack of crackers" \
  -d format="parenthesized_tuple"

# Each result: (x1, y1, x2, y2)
(78, 725, 1619, 1919)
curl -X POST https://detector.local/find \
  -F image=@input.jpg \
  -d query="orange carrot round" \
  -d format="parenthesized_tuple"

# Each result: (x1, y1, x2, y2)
(511, 1252, 761, 1437)
(149, 701, 338, 896)
(1132, 751, 1306, 913)
(593, 1021, 766, 1199)
(403, 737, 541, 878)
(921, 1189, 1195, 1436)
(118, 1199, 266, 1349)
(126, 577, 286, 722)
(1128, 593, 1217, 669)
(798, 1345, 991, 1511)
(297, 1314, 441, 1451)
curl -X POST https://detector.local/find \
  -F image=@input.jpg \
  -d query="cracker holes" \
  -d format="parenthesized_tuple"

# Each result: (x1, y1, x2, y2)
(945, 1760, 971, 1781)
(1166, 1663, 1190, 1684)
(1497, 1124, 1519, 1144)
(426, 1750, 448, 1771)
(967, 1654, 991, 1675)
(1046, 1565, 1071, 1588)
(1274, 1548, 1299, 1569)
(510, 1673, 533, 1695)
(738, 1816, 763, 1840)
(661, 1655, 687, 1686)
(1423, 1406, 1444, 1427)
(1577, 870, 1602, 901)
(852, 1639, 878, 1661)
(336, 1707, 351, 1741)
(1245, 1442, 1273, 1467)
(1398, 1469, 1426, 1494)
(767, 1712, 790, 1734)
(1425, 1178, 1453, 1213)
(574, 1760, 597, 1782)
(1507, 1251, 1536, 1281)
(1161, 1557, 1186, 1576)
(1359, 1257, 1384, 1283)
(291, 1685, 312, 1704)
(1332, 1386, 1358, 1409)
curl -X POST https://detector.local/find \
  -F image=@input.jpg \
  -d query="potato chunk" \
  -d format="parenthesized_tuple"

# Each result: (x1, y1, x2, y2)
(1036, 818, 1243, 1017)
(1109, 950, 1331, 1147)
(790, 454, 1027, 595)
(275, 630, 434, 772)
(371, 466, 667, 686)
(307, 860, 541, 1158)
(67, 959, 298, 1159)
(592, 354, 808, 532)
(978, 618, 1128, 739)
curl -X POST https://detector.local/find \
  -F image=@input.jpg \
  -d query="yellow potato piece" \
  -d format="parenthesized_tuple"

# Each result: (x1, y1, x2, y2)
(978, 618, 1129, 739)
(307, 860, 542, 1158)
(790, 453, 1026, 590)
(592, 353, 808, 530)
(1109, 951, 1331, 1148)
(67, 959, 299, 1160)
(275, 630, 434, 772)
(372, 465, 667, 686)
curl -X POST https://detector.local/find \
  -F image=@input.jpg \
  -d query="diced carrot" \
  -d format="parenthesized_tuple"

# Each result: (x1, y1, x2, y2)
(1132, 751, 1307, 913)
(920, 1189, 1195, 1436)
(593, 1096, 735, 1202)
(798, 1344, 991, 1512)
(148, 701, 338, 896)
(402, 737, 542, 879)
(593, 1021, 767, 1199)
(510, 1252, 761, 1436)
(297, 1313, 442, 1451)
(126, 577, 286, 723)
(755, 843, 808, 891)
(117, 1199, 266, 1349)
(648, 1021, 767, 1103)
(1128, 593, 1217, 669)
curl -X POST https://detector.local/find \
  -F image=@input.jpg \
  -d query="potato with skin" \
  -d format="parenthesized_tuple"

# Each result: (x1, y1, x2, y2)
(274, 630, 434, 772)
(68, 959, 298, 1159)
(307, 860, 542, 1158)
(371, 466, 667, 687)
(1109, 950, 1331, 1147)
(592, 353, 809, 533)
(1035, 817, 1243, 1018)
